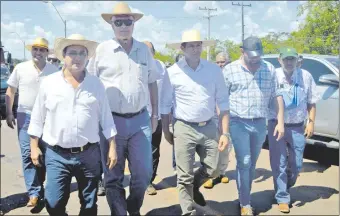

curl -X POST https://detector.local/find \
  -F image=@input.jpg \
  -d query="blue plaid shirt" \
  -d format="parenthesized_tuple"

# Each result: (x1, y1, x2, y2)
(222, 59, 278, 119)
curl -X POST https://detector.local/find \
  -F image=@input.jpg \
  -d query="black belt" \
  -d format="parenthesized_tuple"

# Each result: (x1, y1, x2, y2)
(231, 116, 265, 121)
(269, 119, 304, 127)
(175, 118, 211, 127)
(49, 142, 97, 154)
(112, 107, 146, 118)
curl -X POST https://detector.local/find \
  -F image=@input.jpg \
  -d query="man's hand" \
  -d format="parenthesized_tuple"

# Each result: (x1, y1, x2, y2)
(273, 122, 285, 141)
(107, 142, 118, 170)
(304, 122, 314, 138)
(164, 131, 174, 145)
(6, 113, 16, 129)
(218, 134, 230, 152)
(31, 146, 42, 167)
(151, 116, 158, 133)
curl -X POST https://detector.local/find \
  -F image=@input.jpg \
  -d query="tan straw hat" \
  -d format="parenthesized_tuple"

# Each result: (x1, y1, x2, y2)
(26, 37, 49, 51)
(101, 2, 143, 24)
(53, 34, 98, 61)
(167, 29, 215, 50)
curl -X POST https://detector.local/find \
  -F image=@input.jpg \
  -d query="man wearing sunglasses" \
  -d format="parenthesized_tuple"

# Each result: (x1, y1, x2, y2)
(87, 2, 159, 216)
(47, 51, 61, 69)
(5, 37, 58, 208)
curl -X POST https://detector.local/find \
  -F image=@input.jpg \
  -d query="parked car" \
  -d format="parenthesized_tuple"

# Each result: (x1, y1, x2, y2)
(263, 54, 339, 149)
(0, 64, 18, 120)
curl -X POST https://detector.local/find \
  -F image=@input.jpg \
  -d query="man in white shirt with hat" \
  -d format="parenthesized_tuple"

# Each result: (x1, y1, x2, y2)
(87, 2, 159, 215)
(5, 37, 58, 208)
(161, 29, 230, 216)
(28, 34, 118, 216)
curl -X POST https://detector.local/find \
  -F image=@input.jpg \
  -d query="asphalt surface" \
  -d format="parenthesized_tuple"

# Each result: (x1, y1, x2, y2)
(1, 120, 339, 215)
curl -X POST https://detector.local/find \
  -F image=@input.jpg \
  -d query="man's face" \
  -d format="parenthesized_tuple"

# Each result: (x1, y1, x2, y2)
(181, 41, 202, 61)
(31, 46, 48, 63)
(242, 49, 261, 67)
(279, 56, 297, 73)
(47, 57, 60, 67)
(63, 45, 88, 73)
(111, 15, 134, 41)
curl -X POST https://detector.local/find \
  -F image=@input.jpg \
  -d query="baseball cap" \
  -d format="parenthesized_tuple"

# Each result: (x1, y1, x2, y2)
(279, 47, 298, 59)
(241, 36, 263, 57)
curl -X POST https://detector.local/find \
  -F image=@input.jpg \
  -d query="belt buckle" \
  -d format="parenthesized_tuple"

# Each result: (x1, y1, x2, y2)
(198, 122, 206, 127)
(70, 146, 84, 154)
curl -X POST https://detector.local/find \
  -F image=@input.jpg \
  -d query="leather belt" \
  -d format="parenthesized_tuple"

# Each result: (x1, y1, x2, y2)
(112, 107, 146, 118)
(176, 118, 211, 127)
(269, 119, 304, 127)
(49, 142, 97, 154)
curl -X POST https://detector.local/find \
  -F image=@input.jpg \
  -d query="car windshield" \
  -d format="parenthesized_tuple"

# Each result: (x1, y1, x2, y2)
(325, 57, 339, 70)
(1, 66, 9, 75)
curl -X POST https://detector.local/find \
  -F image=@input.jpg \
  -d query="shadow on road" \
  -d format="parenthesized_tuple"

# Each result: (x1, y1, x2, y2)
(225, 168, 272, 184)
(155, 175, 177, 191)
(145, 204, 182, 215)
(0, 192, 28, 215)
(301, 161, 331, 173)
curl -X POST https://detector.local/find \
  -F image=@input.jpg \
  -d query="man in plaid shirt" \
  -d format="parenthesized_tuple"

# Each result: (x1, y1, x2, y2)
(222, 36, 285, 215)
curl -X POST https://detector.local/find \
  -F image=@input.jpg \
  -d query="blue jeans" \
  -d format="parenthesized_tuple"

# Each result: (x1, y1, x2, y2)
(172, 144, 176, 169)
(44, 143, 101, 216)
(229, 117, 267, 208)
(103, 110, 152, 215)
(268, 120, 306, 204)
(17, 112, 45, 198)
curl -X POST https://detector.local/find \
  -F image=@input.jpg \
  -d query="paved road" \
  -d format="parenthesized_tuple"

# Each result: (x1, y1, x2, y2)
(1, 120, 339, 215)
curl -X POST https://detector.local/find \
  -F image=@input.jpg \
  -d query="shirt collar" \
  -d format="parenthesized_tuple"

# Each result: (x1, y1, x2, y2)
(178, 58, 205, 72)
(61, 68, 89, 83)
(112, 38, 140, 53)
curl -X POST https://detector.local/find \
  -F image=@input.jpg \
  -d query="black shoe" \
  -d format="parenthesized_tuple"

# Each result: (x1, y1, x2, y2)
(97, 180, 106, 196)
(193, 188, 206, 206)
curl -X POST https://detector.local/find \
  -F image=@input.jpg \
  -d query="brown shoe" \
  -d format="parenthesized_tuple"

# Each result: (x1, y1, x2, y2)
(26, 197, 39, 207)
(278, 203, 290, 213)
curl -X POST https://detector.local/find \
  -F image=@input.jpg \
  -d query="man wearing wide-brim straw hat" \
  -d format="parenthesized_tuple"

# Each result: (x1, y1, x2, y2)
(87, 2, 159, 215)
(5, 37, 58, 208)
(161, 29, 231, 216)
(28, 34, 118, 216)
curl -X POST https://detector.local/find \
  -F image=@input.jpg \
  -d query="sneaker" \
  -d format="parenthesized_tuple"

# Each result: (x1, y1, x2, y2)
(220, 175, 229, 183)
(146, 184, 157, 195)
(97, 179, 106, 196)
(240, 206, 253, 216)
(203, 178, 214, 189)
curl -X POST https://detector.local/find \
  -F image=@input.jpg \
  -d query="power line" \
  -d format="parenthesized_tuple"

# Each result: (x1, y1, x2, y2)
(232, 2, 251, 43)
(199, 6, 217, 61)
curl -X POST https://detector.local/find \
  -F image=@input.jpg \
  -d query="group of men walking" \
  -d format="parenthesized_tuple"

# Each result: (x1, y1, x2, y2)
(4, 2, 319, 216)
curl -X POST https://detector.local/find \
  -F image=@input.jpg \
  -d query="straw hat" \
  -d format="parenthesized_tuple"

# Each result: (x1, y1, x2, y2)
(167, 29, 216, 50)
(53, 34, 98, 61)
(26, 37, 49, 51)
(101, 2, 143, 24)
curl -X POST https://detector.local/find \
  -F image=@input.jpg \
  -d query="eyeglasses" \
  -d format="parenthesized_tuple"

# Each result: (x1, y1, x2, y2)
(65, 51, 87, 58)
(113, 19, 133, 27)
(32, 47, 48, 52)
(48, 58, 59, 63)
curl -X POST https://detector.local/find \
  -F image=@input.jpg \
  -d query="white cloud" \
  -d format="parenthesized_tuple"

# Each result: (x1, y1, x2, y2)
(263, 1, 290, 21)
(221, 24, 230, 30)
(24, 18, 31, 22)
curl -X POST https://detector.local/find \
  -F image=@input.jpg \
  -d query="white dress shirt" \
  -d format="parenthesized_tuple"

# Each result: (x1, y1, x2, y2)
(27, 70, 117, 148)
(86, 38, 159, 114)
(160, 58, 230, 123)
(7, 60, 58, 114)
(147, 59, 167, 120)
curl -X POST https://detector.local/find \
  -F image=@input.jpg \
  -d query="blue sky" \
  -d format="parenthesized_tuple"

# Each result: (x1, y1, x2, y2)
(1, 1, 307, 60)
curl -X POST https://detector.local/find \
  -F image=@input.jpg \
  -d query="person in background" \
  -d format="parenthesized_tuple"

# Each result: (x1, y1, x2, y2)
(47, 50, 61, 69)
(5, 37, 58, 208)
(297, 55, 303, 68)
(215, 52, 231, 68)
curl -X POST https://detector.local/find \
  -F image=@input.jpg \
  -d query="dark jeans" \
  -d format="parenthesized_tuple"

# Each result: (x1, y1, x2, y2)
(44, 143, 101, 216)
(150, 120, 162, 183)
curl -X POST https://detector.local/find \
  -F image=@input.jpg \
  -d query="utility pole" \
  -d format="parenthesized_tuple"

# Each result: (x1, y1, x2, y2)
(232, 2, 251, 43)
(199, 6, 217, 61)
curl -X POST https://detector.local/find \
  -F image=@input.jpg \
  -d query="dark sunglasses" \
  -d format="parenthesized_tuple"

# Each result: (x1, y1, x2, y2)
(33, 47, 48, 52)
(48, 58, 59, 63)
(113, 19, 133, 27)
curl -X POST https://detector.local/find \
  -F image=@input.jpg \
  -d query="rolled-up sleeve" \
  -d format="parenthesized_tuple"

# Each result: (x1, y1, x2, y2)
(307, 74, 319, 104)
(160, 69, 173, 114)
(7, 66, 19, 88)
(27, 80, 47, 138)
(216, 68, 229, 111)
(98, 81, 117, 139)
(146, 48, 159, 83)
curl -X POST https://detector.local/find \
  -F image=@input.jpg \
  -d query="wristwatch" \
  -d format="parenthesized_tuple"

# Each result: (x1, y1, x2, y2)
(222, 132, 231, 140)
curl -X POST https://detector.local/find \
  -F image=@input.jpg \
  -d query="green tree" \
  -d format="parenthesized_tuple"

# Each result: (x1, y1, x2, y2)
(295, 0, 339, 55)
